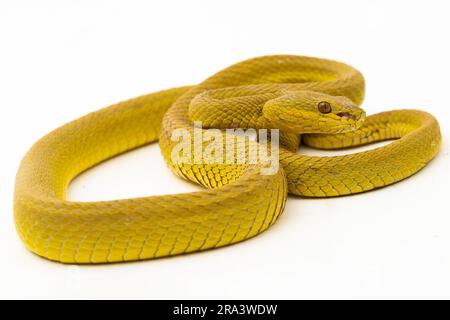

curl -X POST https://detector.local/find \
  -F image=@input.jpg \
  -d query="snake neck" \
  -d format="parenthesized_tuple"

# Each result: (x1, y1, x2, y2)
(188, 86, 279, 130)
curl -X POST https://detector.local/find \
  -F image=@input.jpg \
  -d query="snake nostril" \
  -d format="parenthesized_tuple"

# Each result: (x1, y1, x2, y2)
(336, 112, 357, 120)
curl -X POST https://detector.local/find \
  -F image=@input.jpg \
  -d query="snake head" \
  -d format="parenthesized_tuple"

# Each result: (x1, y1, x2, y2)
(262, 90, 365, 134)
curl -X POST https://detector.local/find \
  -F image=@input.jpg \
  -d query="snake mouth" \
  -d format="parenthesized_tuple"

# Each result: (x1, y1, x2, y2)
(336, 112, 357, 120)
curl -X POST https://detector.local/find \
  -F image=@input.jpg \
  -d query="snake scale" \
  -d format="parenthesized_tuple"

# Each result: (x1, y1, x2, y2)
(14, 55, 441, 263)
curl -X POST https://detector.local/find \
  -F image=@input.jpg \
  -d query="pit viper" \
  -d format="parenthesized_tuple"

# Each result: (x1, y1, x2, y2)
(14, 55, 441, 263)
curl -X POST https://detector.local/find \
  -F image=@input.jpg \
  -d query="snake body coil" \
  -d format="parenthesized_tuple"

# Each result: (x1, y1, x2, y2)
(14, 55, 441, 263)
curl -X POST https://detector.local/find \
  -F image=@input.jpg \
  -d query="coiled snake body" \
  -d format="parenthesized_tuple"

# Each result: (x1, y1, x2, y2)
(14, 55, 441, 263)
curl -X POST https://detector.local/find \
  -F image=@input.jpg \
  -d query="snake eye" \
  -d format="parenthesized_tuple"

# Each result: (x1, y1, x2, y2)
(318, 101, 332, 114)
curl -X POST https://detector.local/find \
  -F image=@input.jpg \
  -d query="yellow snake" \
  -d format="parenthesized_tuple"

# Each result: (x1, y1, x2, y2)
(14, 55, 441, 263)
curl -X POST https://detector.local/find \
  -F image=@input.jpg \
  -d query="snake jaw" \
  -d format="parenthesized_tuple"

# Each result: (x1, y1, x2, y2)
(322, 107, 366, 133)
(335, 109, 366, 131)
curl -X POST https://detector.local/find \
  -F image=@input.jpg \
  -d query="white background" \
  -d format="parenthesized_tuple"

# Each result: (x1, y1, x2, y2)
(1, 0, 449, 299)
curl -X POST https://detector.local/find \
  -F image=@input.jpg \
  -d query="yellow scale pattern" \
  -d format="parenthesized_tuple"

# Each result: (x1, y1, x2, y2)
(14, 55, 441, 263)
